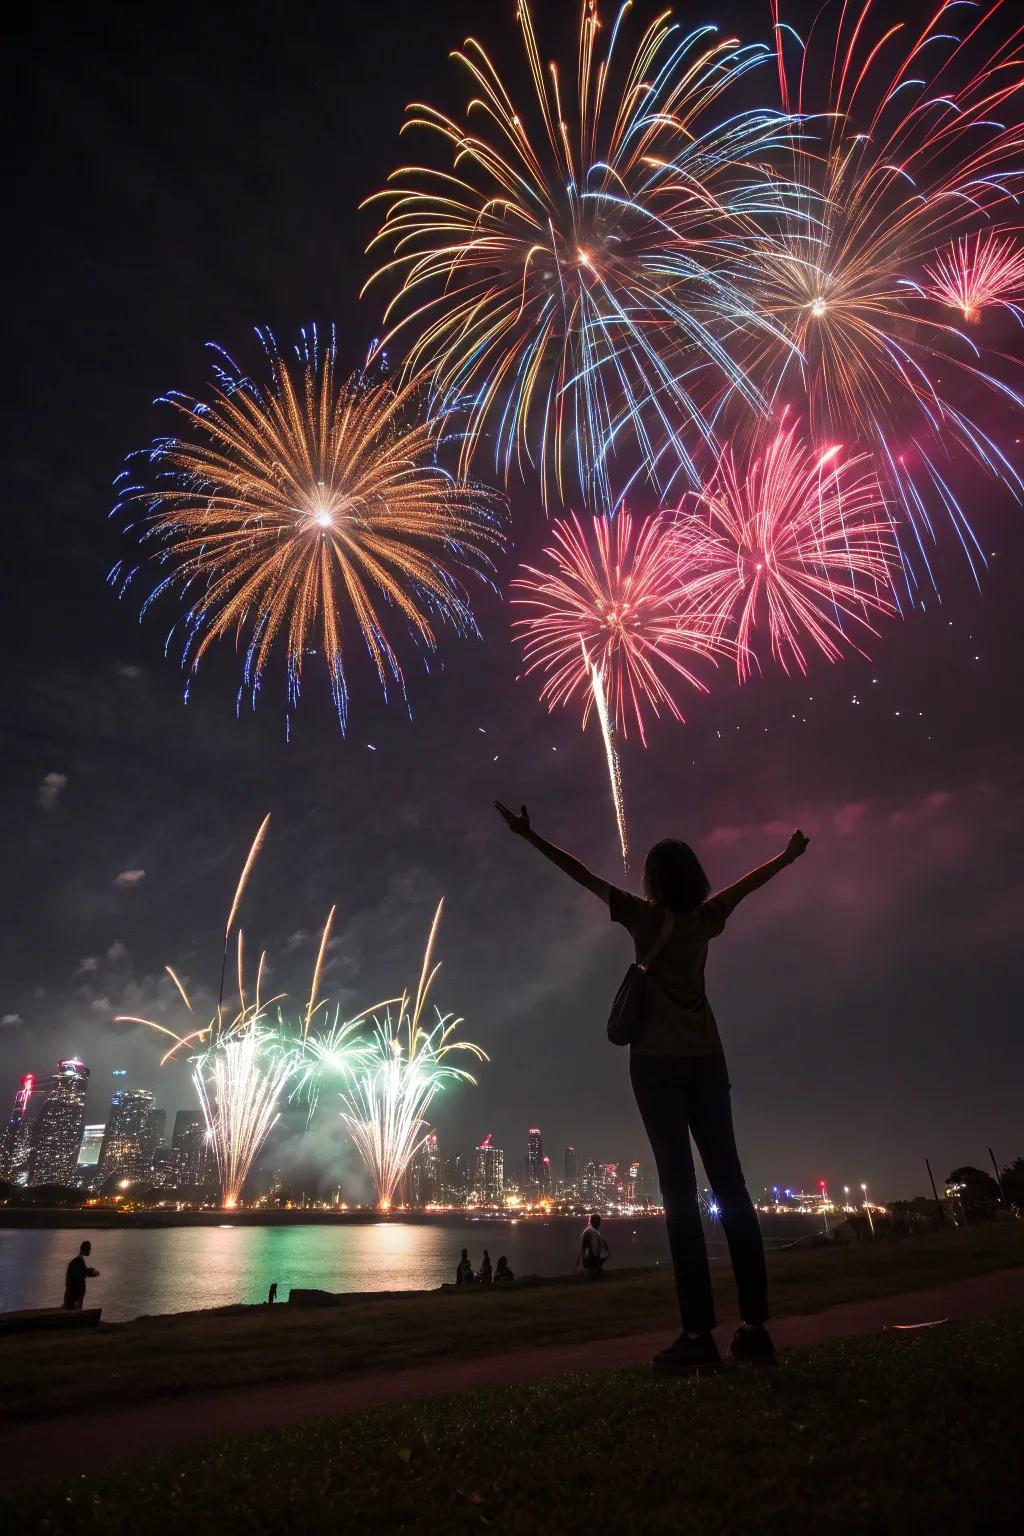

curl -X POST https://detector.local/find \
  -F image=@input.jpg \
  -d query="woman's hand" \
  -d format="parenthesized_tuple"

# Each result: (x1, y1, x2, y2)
(494, 801, 531, 837)
(783, 828, 809, 864)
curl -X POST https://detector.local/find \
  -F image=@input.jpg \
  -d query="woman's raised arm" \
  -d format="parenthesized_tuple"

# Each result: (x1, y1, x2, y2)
(494, 802, 611, 904)
(712, 829, 809, 919)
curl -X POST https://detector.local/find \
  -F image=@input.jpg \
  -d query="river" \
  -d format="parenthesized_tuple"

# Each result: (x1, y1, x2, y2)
(0, 1213, 824, 1321)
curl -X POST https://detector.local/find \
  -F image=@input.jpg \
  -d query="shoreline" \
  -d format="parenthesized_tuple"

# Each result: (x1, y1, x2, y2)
(0, 1207, 668, 1231)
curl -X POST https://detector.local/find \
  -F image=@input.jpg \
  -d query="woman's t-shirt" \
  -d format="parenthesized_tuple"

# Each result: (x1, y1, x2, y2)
(609, 888, 726, 1056)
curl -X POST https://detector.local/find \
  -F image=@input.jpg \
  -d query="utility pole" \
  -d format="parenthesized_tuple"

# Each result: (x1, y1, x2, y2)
(925, 1156, 944, 1227)
(988, 1147, 1004, 1202)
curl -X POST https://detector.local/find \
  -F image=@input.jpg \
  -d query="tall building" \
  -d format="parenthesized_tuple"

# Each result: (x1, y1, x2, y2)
(474, 1134, 504, 1206)
(410, 1132, 440, 1206)
(98, 1088, 155, 1184)
(564, 1146, 578, 1193)
(525, 1127, 544, 1199)
(172, 1109, 209, 1188)
(27, 1059, 90, 1187)
(0, 1073, 42, 1183)
(145, 1107, 167, 1173)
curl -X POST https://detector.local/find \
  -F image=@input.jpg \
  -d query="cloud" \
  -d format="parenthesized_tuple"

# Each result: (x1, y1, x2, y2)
(114, 868, 146, 887)
(0, 1014, 23, 1028)
(116, 664, 143, 680)
(888, 790, 952, 828)
(89, 996, 112, 1014)
(107, 940, 130, 963)
(38, 771, 68, 810)
(283, 930, 310, 952)
(78, 956, 99, 974)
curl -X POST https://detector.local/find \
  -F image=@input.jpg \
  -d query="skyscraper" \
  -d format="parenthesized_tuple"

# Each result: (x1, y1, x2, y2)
(27, 1059, 90, 1187)
(145, 1107, 167, 1173)
(98, 1088, 155, 1184)
(525, 1127, 543, 1199)
(172, 1109, 209, 1188)
(474, 1133, 504, 1206)
(564, 1146, 578, 1193)
(410, 1132, 440, 1206)
(0, 1073, 41, 1183)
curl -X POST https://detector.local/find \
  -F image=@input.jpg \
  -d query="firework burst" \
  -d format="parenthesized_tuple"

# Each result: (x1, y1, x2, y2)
(925, 230, 1024, 323)
(747, 0, 1024, 588)
(512, 510, 726, 862)
(364, 1, 799, 510)
(675, 419, 896, 681)
(114, 817, 372, 1208)
(111, 329, 503, 728)
(512, 511, 723, 743)
(339, 902, 485, 1209)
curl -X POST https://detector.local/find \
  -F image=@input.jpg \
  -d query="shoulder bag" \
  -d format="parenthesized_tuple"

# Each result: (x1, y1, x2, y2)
(606, 909, 674, 1047)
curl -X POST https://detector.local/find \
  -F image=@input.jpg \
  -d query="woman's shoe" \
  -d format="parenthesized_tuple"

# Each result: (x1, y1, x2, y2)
(651, 1332, 722, 1375)
(728, 1325, 777, 1366)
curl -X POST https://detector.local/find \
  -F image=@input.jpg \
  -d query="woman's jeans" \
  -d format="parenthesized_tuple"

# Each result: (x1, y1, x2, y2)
(630, 1051, 767, 1335)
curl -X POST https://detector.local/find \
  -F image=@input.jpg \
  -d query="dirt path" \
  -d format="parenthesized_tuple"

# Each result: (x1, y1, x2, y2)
(2, 1266, 1021, 1494)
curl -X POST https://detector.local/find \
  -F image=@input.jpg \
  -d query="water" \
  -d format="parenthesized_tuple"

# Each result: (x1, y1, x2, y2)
(0, 1214, 822, 1322)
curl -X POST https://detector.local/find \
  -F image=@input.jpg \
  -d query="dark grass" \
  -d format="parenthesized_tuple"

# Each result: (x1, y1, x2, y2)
(6, 1312, 1022, 1534)
(2, 1221, 1020, 1425)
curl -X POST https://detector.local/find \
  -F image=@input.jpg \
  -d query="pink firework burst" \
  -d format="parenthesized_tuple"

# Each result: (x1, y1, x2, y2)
(511, 511, 724, 746)
(675, 423, 896, 683)
(924, 231, 1024, 323)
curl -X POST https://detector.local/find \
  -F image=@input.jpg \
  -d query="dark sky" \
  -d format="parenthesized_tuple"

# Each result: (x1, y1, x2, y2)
(5, 1, 1022, 1201)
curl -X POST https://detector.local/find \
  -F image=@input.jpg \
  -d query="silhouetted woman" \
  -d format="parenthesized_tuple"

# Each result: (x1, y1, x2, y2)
(495, 800, 809, 1374)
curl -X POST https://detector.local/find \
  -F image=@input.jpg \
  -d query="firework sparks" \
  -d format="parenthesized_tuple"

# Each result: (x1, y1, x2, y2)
(339, 900, 485, 1209)
(675, 419, 896, 681)
(925, 231, 1024, 323)
(364, 1, 798, 510)
(110, 329, 503, 728)
(751, 0, 1024, 589)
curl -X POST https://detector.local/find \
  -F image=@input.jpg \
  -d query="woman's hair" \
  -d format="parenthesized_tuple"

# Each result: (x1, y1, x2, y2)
(642, 839, 710, 911)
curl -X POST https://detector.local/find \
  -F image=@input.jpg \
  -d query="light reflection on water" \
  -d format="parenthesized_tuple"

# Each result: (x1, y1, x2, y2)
(0, 1214, 819, 1322)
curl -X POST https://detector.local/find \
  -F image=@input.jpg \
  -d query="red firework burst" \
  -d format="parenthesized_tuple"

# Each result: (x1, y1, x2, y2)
(675, 422, 897, 682)
(924, 230, 1024, 322)
(511, 511, 724, 745)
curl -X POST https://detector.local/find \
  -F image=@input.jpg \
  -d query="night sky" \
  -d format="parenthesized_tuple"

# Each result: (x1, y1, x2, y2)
(5, 0, 1022, 1201)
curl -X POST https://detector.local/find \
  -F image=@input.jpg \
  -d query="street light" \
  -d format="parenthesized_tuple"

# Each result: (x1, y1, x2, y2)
(843, 1184, 850, 1211)
(861, 1182, 875, 1237)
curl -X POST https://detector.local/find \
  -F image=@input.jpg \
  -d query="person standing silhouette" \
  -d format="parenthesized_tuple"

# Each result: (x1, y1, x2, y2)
(63, 1240, 99, 1310)
(495, 800, 809, 1374)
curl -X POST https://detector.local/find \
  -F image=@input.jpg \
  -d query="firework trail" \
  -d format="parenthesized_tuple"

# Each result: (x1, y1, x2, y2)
(675, 418, 897, 681)
(582, 637, 628, 869)
(925, 231, 1024, 323)
(110, 328, 503, 728)
(364, 0, 799, 511)
(750, 0, 1024, 591)
(339, 901, 485, 1209)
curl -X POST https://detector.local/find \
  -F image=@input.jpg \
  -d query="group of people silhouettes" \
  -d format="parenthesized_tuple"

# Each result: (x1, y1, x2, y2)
(455, 1248, 514, 1285)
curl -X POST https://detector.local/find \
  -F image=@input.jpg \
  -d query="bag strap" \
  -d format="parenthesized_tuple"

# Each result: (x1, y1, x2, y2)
(639, 909, 674, 973)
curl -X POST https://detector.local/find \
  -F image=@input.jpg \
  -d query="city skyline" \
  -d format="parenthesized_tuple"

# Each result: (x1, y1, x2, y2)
(0, 1052, 943, 1209)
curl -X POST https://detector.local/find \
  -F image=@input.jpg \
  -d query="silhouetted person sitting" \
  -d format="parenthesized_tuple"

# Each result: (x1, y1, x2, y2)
(496, 799, 810, 1374)
(63, 1240, 99, 1310)
(479, 1250, 493, 1285)
(579, 1213, 609, 1278)
(494, 1256, 514, 1284)
(456, 1248, 474, 1285)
